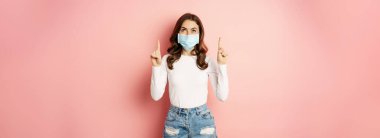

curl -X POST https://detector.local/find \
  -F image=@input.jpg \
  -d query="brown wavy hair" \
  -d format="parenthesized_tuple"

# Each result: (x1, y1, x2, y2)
(167, 13, 208, 70)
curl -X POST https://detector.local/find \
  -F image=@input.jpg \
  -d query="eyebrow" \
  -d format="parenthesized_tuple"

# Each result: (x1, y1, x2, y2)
(181, 27, 198, 30)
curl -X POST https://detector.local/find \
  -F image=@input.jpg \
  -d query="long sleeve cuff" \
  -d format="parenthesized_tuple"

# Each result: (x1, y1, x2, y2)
(218, 64, 228, 76)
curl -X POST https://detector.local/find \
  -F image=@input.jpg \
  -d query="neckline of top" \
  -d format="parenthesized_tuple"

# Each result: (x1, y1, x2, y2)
(181, 54, 196, 57)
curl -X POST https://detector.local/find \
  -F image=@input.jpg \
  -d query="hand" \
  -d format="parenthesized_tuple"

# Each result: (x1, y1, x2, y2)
(151, 40, 162, 67)
(217, 37, 228, 64)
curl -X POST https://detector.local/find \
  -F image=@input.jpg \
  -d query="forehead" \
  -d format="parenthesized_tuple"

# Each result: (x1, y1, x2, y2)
(181, 20, 199, 29)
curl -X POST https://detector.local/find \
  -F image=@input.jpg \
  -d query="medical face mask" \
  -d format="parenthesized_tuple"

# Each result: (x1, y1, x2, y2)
(177, 34, 199, 51)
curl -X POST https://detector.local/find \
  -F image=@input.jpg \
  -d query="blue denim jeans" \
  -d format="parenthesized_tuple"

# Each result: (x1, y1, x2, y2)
(163, 104, 218, 138)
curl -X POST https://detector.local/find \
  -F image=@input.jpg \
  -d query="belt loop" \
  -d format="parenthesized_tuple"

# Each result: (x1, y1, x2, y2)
(176, 107, 179, 115)
(196, 106, 201, 115)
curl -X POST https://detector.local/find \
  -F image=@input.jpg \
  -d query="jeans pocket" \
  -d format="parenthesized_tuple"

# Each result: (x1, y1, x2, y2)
(199, 109, 214, 120)
(166, 110, 177, 122)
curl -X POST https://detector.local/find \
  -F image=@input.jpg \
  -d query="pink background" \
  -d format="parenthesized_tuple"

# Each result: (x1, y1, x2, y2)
(1, 0, 380, 138)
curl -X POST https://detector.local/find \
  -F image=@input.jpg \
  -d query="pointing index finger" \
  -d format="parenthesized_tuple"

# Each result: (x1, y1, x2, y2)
(218, 37, 221, 49)
(157, 40, 160, 50)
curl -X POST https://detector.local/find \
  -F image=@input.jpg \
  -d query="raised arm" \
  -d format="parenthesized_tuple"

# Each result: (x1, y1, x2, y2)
(150, 40, 168, 101)
(209, 37, 229, 101)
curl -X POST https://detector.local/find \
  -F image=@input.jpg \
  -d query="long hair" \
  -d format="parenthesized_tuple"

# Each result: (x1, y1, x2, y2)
(167, 13, 208, 70)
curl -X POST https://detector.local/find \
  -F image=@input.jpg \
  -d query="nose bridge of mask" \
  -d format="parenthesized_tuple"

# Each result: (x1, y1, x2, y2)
(187, 34, 198, 42)
(184, 35, 191, 41)
(179, 33, 196, 40)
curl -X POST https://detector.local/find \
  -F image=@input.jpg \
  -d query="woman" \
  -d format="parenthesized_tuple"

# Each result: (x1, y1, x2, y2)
(150, 13, 229, 138)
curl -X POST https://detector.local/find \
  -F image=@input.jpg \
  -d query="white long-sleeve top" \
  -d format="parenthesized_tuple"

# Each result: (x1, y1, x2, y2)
(151, 54, 229, 108)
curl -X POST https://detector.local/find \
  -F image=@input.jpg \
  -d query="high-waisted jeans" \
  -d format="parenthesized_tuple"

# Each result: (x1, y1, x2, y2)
(163, 104, 217, 138)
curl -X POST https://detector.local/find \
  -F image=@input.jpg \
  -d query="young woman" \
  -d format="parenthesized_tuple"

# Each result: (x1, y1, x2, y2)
(150, 13, 229, 138)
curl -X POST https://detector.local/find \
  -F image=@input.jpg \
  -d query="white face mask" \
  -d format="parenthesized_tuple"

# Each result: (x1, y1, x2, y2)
(177, 34, 199, 51)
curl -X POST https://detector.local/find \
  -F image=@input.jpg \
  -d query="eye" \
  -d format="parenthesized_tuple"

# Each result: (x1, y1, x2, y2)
(192, 30, 197, 33)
